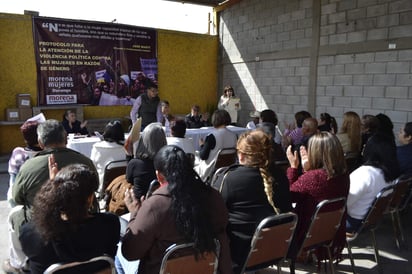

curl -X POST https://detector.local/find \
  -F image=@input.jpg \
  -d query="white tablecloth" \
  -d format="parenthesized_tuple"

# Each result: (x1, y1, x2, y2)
(67, 126, 248, 157)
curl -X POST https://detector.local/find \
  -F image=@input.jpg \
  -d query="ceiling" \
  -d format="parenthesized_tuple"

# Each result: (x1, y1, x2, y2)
(163, 0, 232, 8)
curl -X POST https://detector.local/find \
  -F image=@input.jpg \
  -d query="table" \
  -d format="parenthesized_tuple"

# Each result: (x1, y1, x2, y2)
(186, 126, 247, 150)
(67, 136, 101, 158)
(67, 126, 248, 157)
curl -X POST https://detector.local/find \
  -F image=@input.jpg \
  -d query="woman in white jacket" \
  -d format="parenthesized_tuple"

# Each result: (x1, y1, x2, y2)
(218, 85, 241, 125)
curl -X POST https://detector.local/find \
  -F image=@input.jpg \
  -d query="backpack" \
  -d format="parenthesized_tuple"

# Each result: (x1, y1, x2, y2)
(103, 174, 132, 216)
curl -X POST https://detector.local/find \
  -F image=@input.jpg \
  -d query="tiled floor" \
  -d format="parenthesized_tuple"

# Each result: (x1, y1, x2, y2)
(0, 154, 411, 273)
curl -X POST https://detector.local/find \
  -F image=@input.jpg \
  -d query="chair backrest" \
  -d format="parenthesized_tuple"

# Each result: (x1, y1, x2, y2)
(214, 147, 237, 170)
(389, 176, 412, 213)
(102, 159, 128, 191)
(360, 184, 395, 232)
(240, 212, 298, 273)
(159, 241, 220, 274)
(44, 255, 115, 274)
(299, 197, 346, 253)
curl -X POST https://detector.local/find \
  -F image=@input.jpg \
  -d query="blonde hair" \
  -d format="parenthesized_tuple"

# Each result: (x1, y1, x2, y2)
(340, 111, 361, 153)
(237, 129, 279, 214)
(307, 132, 347, 178)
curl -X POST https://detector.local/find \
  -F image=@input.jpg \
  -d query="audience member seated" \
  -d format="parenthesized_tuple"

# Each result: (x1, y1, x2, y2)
(62, 109, 89, 135)
(286, 132, 349, 262)
(115, 145, 232, 274)
(20, 163, 120, 274)
(196, 109, 238, 182)
(219, 129, 291, 274)
(126, 122, 167, 201)
(90, 120, 126, 195)
(299, 117, 318, 148)
(258, 109, 282, 144)
(4, 120, 97, 274)
(346, 133, 400, 233)
(160, 100, 175, 127)
(283, 110, 312, 148)
(257, 109, 286, 162)
(317, 112, 337, 133)
(336, 111, 362, 155)
(7, 121, 42, 207)
(246, 110, 260, 129)
(376, 113, 396, 144)
(166, 119, 195, 155)
(184, 105, 211, 129)
(397, 122, 412, 176)
(360, 114, 380, 150)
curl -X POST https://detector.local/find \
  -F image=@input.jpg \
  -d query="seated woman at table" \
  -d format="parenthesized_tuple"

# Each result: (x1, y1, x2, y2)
(62, 109, 88, 135)
(116, 145, 232, 274)
(286, 132, 349, 263)
(20, 163, 120, 274)
(126, 122, 167, 200)
(196, 109, 238, 182)
(90, 120, 126, 195)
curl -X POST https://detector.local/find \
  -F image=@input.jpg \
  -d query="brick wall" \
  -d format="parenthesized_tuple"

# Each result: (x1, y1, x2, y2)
(218, 0, 412, 133)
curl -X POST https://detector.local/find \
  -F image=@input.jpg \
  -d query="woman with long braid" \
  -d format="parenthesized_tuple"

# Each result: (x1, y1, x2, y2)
(116, 145, 232, 274)
(219, 129, 291, 274)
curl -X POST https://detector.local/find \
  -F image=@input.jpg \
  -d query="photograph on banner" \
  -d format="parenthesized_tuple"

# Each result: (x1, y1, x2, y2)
(33, 17, 158, 106)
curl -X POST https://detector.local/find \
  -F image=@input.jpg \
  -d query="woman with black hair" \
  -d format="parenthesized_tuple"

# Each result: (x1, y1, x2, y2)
(20, 163, 120, 274)
(347, 133, 401, 233)
(90, 120, 126, 194)
(397, 122, 412, 176)
(116, 145, 232, 274)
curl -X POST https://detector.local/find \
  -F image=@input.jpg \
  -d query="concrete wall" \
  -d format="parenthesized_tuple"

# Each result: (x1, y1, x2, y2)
(0, 13, 218, 154)
(218, 0, 412, 133)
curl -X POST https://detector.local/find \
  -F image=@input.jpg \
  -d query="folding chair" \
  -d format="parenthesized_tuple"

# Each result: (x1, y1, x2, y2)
(346, 184, 395, 274)
(159, 240, 220, 274)
(101, 159, 128, 195)
(214, 147, 237, 171)
(290, 197, 347, 274)
(239, 212, 298, 274)
(385, 176, 412, 249)
(44, 255, 115, 274)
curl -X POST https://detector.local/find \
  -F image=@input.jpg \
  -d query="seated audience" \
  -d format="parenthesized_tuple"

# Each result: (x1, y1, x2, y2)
(246, 110, 260, 129)
(90, 120, 126, 195)
(376, 113, 396, 144)
(336, 111, 362, 155)
(286, 132, 349, 262)
(257, 110, 286, 162)
(166, 119, 195, 155)
(283, 110, 312, 148)
(184, 105, 211, 129)
(61, 109, 88, 135)
(116, 145, 232, 274)
(196, 109, 238, 182)
(299, 117, 318, 148)
(360, 114, 380, 150)
(4, 120, 97, 274)
(346, 133, 400, 233)
(397, 122, 412, 176)
(20, 163, 120, 274)
(126, 122, 167, 200)
(317, 112, 337, 133)
(7, 120, 42, 207)
(219, 129, 291, 274)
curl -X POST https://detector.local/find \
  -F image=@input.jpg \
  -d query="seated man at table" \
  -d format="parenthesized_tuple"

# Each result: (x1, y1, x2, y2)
(4, 119, 98, 273)
(185, 105, 211, 129)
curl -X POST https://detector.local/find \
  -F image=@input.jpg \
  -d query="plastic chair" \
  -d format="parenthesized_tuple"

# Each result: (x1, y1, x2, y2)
(290, 197, 347, 274)
(159, 240, 220, 274)
(239, 212, 298, 274)
(385, 176, 412, 249)
(346, 184, 395, 274)
(101, 159, 128, 195)
(44, 255, 115, 274)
